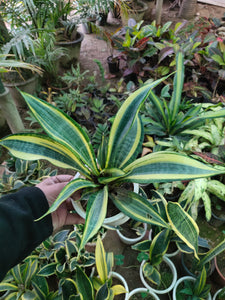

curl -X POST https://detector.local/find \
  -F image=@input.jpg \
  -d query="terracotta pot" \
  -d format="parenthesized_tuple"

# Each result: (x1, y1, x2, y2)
(213, 255, 225, 287)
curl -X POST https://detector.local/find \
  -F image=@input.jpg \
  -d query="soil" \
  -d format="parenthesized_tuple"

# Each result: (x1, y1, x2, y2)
(118, 220, 145, 239)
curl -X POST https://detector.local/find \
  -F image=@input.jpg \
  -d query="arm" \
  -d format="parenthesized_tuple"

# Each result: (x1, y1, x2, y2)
(0, 174, 83, 282)
(0, 186, 52, 281)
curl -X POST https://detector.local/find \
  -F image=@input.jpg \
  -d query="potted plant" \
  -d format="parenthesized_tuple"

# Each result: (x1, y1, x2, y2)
(58, 236, 129, 299)
(172, 267, 212, 300)
(45, 0, 84, 69)
(37, 229, 95, 280)
(1, 52, 225, 253)
(132, 228, 177, 295)
(116, 219, 148, 245)
(213, 288, 225, 300)
(0, 55, 42, 133)
(180, 238, 225, 278)
(119, 0, 149, 26)
(92, 236, 129, 299)
(0, 256, 61, 300)
(128, 287, 160, 300)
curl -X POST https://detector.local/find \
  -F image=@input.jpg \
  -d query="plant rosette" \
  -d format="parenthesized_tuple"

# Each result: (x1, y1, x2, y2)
(172, 276, 212, 300)
(72, 172, 139, 228)
(116, 220, 148, 245)
(128, 287, 160, 300)
(2, 52, 225, 252)
(139, 256, 177, 295)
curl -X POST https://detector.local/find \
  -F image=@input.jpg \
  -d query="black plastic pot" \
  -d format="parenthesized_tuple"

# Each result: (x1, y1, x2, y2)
(107, 56, 120, 74)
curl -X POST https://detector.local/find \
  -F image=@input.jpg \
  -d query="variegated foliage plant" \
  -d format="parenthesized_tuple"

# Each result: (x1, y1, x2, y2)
(0, 52, 224, 253)
(144, 51, 225, 137)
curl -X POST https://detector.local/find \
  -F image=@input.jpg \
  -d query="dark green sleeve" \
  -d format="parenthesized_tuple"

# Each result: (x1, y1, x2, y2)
(0, 187, 53, 281)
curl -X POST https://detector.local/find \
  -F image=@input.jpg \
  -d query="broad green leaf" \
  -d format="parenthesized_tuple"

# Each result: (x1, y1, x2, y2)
(4, 292, 18, 300)
(21, 290, 36, 299)
(75, 267, 94, 300)
(166, 202, 199, 259)
(132, 240, 151, 251)
(105, 252, 114, 275)
(106, 76, 169, 168)
(21, 92, 99, 175)
(24, 260, 38, 288)
(198, 239, 225, 268)
(37, 178, 99, 219)
(194, 267, 207, 296)
(38, 263, 57, 276)
(169, 51, 184, 120)
(207, 180, 225, 201)
(201, 191, 211, 221)
(149, 229, 170, 265)
(148, 90, 168, 128)
(123, 151, 224, 183)
(11, 264, 22, 284)
(107, 114, 144, 169)
(61, 278, 79, 300)
(80, 187, 108, 249)
(143, 263, 161, 286)
(95, 237, 108, 284)
(183, 108, 225, 129)
(110, 189, 169, 228)
(0, 134, 91, 177)
(32, 276, 49, 300)
(98, 168, 126, 184)
(0, 283, 18, 291)
(95, 283, 109, 300)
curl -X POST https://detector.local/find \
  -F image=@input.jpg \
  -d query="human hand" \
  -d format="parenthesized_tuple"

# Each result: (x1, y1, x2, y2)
(36, 175, 84, 230)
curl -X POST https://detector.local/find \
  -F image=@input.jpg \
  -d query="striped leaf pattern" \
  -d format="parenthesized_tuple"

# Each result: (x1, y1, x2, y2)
(21, 92, 99, 175)
(110, 189, 169, 228)
(80, 187, 108, 249)
(122, 151, 223, 183)
(106, 76, 168, 168)
(166, 202, 199, 259)
(0, 134, 91, 177)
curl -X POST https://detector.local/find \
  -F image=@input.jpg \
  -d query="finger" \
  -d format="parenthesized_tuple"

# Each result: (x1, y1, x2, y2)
(64, 213, 85, 226)
(53, 175, 74, 183)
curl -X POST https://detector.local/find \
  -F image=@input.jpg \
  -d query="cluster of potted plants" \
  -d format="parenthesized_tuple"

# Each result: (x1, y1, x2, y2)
(1, 1, 225, 299)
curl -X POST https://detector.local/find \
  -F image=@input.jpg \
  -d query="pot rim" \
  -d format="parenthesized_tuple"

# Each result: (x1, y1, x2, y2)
(128, 287, 160, 300)
(139, 256, 177, 294)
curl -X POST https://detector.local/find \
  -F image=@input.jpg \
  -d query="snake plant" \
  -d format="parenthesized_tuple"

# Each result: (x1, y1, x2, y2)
(144, 51, 225, 138)
(0, 53, 224, 252)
